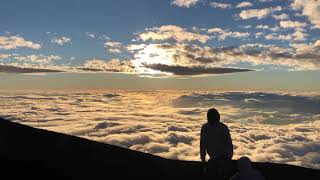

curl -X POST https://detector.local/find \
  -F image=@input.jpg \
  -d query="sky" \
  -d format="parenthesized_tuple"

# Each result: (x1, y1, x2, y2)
(0, 0, 320, 90)
(1, 0, 320, 169)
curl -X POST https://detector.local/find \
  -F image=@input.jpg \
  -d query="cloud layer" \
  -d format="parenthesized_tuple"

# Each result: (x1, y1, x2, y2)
(1, 32, 319, 76)
(127, 40, 320, 74)
(1, 91, 319, 169)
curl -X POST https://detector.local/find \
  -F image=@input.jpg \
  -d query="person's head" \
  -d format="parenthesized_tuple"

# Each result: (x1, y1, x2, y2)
(237, 156, 252, 171)
(207, 108, 220, 125)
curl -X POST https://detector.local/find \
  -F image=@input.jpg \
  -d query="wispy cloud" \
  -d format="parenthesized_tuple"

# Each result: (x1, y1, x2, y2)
(171, 0, 199, 8)
(239, 6, 282, 20)
(256, 25, 280, 32)
(104, 41, 123, 54)
(207, 27, 250, 40)
(0, 54, 65, 73)
(280, 20, 307, 29)
(272, 13, 289, 20)
(13, 54, 62, 64)
(209, 2, 232, 9)
(51, 36, 71, 45)
(236, 2, 253, 8)
(0, 54, 12, 59)
(85, 32, 96, 39)
(81, 59, 135, 73)
(255, 32, 264, 38)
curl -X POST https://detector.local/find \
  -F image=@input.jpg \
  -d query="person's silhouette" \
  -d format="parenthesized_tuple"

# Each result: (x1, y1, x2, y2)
(200, 108, 234, 179)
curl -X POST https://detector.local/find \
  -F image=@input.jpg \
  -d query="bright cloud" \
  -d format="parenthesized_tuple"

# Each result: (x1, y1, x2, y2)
(209, 2, 232, 9)
(0, 54, 66, 73)
(0, 54, 12, 59)
(255, 25, 280, 32)
(280, 20, 308, 29)
(236, 2, 253, 8)
(291, 0, 320, 28)
(4, 38, 318, 75)
(13, 54, 62, 64)
(51, 36, 71, 45)
(265, 30, 308, 42)
(83, 59, 135, 73)
(127, 40, 320, 75)
(291, 40, 320, 52)
(272, 13, 289, 20)
(256, 25, 270, 30)
(255, 32, 264, 38)
(239, 6, 282, 20)
(0, 36, 41, 50)
(138, 25, 211, 43)
(104, 41, 123, 54)
(171, 0, 199, 8)
(207, 28, 250, 40)
(292, 30, 308, 41)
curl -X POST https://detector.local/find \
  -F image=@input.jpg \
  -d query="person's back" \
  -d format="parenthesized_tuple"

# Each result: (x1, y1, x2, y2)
(200, 122, 233, 160)
(200, 108, 234, 179)
(200, 108, 233, 161)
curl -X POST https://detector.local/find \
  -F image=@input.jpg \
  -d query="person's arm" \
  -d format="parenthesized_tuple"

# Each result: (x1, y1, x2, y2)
(200, 125, 207, 162)
(225, 127, 233, 159)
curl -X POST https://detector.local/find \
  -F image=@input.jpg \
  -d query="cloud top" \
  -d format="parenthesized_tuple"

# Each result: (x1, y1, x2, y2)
(2, 91, 319, 169)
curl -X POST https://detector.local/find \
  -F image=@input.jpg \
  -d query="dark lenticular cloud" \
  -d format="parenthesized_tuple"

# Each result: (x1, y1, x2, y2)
(0, 64, 63, 73)
(144, 63, 253, 75)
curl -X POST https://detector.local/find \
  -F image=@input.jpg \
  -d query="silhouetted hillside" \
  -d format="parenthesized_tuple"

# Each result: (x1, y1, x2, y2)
(0, 118, 319, 179)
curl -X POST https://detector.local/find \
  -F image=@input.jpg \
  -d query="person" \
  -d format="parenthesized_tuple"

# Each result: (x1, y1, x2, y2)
(230, 157, 266, 180)
(200, 108, 234, 179)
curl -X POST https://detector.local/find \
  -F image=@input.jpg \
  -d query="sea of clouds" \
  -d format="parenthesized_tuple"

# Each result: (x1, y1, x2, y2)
(0, 90, 319, 169)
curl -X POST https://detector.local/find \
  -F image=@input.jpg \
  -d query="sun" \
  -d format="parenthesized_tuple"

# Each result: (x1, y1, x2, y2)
(131, 44, 175, 75)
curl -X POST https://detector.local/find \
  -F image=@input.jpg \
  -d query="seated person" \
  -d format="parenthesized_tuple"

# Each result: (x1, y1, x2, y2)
(200, 108, 235, 179)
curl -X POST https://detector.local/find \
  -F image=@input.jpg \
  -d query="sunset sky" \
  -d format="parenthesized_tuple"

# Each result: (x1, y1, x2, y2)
(0, 0, 319, 90)
(1, 0, 320, 169)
